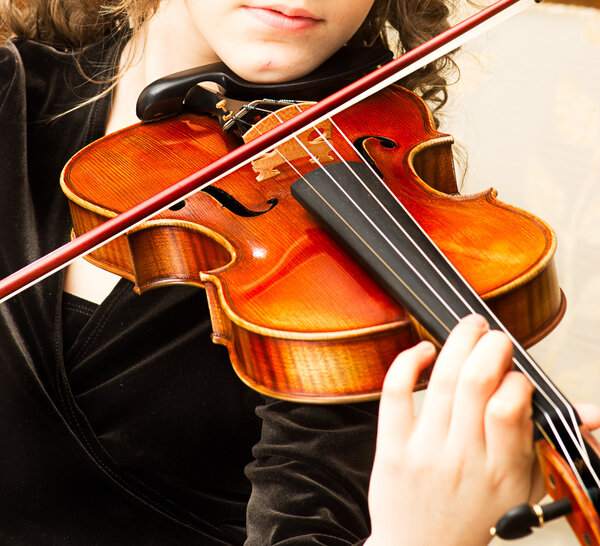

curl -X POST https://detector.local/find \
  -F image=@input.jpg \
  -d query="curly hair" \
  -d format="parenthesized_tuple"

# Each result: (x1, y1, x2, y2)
(0, 0, 457, 111)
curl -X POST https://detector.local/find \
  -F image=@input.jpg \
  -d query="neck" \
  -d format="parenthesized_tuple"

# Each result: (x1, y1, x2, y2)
(105, 0, 220, 134)
(70, 1, 222, 303)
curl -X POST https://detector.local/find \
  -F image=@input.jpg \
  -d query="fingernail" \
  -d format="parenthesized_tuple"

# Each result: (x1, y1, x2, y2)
(415, 340, 435, 354)
(461, 314, 489, 330)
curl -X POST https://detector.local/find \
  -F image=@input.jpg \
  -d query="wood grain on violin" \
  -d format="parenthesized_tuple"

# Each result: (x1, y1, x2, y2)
(61, 86, 564, 402)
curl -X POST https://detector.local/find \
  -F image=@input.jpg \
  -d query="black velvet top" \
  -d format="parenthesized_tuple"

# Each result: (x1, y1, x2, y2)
(0, 36, 378, 545)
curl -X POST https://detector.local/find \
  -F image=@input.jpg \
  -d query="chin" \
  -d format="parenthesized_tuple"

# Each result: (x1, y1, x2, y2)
(240, 66, 318, 84)
(226, 54, 325, 84)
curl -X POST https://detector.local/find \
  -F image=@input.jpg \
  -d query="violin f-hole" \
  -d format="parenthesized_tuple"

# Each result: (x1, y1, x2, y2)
(202, 185, 278, 217)
(353, 136, 397, 178)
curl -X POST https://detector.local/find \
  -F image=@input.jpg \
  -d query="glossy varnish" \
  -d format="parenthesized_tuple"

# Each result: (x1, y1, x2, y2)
(61, 86, 564, 402)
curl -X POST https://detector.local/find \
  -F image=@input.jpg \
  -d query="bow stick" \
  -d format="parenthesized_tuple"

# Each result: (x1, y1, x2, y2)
(0, 0, 539, 302)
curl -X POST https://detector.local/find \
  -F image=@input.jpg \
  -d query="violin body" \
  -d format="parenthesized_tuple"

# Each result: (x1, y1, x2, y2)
(61, 86, 564, 402)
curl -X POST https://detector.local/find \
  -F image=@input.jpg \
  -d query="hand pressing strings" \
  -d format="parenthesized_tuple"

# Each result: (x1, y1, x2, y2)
(365, 314, 600, 546)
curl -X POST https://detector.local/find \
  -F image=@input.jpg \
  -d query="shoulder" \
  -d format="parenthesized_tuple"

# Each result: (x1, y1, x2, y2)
(0, 38, 79, 120)
(0, 38, 73, 84)
(0, 39, 20, 67)
(0, 35, 123, 118)
(9, 38, 111, 115)
(0, 40, 25, 99)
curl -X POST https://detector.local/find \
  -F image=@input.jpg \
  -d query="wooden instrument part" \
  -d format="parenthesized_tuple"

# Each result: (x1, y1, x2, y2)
(61, 86, 564, 402)
(537, 431, 600, 545)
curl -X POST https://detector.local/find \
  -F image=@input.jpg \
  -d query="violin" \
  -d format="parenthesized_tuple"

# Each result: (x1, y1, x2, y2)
(61, 47, 600, 546)
(1, 0, 599, 542)
(61, 83, 563, 402)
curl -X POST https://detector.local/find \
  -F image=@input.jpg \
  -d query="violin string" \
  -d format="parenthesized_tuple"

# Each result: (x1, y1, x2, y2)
(0, 1, 541, 307)
(251, 106, 539, 384)
(319, 126, 595, 484)
(322, 118, 595, 481)
(324, 119, 582, 407)
(248, 104, 596, 487)
(246, 109, 512, 366)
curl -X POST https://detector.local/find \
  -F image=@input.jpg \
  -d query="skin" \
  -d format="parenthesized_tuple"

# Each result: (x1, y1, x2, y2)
(175, 0, 376, 82)
(106, 0, 376, 132)
(366, 316, 600, 545)
(69, 2, 600, 542)
(72, 0, 377, 299)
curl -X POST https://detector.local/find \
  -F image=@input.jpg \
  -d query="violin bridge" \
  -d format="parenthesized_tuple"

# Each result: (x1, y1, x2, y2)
(243, 103, 334, 181)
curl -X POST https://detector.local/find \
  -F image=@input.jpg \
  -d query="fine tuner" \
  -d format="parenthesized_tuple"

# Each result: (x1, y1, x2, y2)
(492, 498, 574, 540)
(2, 2, 599, 544)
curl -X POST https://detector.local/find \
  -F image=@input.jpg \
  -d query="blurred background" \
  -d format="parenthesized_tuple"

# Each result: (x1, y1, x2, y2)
(440, 0, 600, 542)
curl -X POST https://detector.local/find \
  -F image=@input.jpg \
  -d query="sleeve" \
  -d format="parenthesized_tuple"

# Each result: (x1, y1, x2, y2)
(0, 40, 27, 184)
(0, 40, 23, 104)
(0, 40, 34, 272)
(245, 397, 379, 545)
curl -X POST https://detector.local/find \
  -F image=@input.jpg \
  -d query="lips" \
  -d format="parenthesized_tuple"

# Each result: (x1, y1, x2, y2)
(260, 5, 319, 18)
(243, 5, 323, 31)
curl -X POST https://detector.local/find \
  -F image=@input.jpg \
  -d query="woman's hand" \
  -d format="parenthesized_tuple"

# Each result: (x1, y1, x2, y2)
(366, 314, 542, 546)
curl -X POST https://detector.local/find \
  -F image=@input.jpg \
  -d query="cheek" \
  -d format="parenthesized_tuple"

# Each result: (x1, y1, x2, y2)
(183, 0, 228, 37)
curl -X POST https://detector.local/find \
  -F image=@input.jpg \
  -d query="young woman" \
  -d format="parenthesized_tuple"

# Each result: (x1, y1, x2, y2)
(1, 0, 597, 544)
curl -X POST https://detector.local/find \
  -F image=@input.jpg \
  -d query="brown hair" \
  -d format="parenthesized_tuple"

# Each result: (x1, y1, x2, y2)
(0, 0, 457, 110)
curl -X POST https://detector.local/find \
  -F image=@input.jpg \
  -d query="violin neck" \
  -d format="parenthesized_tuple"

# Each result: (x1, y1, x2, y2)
(291, 160, 600, 500)
(293, 160, 514, 350)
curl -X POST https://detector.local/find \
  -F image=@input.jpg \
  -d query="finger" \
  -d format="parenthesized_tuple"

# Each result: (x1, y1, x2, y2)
(447, 330, 515, 447)
(574, 403, 600, 431)
(418, 314, 489, 436)
(376, 341, 436, 453)
(484, 371, 535, 470)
